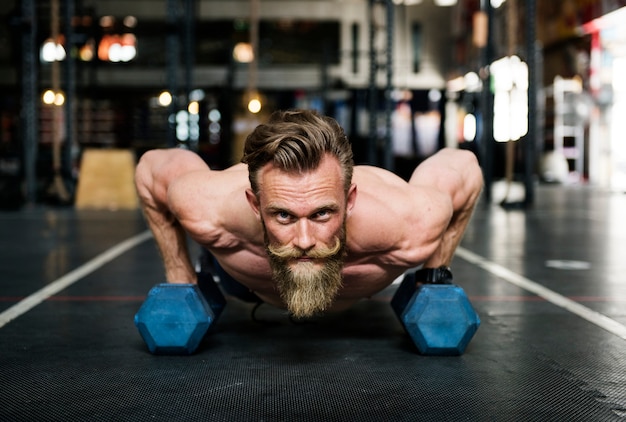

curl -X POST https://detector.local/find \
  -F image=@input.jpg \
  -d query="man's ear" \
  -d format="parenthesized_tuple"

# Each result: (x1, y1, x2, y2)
(245, 188, 261, 219)
(346, 183, 357, 216)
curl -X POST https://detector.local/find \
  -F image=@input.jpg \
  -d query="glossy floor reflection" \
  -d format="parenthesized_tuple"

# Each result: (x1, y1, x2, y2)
(0, 184, 625, 421)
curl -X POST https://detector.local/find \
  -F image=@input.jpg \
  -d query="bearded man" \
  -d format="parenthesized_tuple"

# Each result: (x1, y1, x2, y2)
(135, 109, 483, 319)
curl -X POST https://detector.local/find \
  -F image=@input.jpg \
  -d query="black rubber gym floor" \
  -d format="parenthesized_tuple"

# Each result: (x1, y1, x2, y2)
(1, 184, 625, 421)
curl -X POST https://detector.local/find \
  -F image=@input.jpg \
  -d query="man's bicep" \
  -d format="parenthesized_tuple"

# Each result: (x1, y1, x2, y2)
(166, 171, 212, 220)
(167, 169, 256, 246)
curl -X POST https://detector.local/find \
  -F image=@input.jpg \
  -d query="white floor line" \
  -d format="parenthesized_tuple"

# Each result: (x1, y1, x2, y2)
(456, 246, 626, 340)
(4, 231, 625, 341)
(0, 230, 153, 329)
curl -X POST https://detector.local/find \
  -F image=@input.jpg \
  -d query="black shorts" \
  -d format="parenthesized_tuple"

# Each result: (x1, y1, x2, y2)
(199, 248, 262, 303)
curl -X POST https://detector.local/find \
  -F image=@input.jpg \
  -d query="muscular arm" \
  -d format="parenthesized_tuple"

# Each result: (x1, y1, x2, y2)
(135, 149, 209, 283)
(408, 148, 483, 268)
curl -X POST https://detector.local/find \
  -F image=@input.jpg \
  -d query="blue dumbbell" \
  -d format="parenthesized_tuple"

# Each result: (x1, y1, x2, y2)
(391, 267, 480, 356)
(134, 271, 226, 355)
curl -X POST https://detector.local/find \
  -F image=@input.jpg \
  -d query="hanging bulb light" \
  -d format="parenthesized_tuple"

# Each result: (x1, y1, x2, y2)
(246, 0, 262, 114)
(434, 0, 457, 6)
(247, 90, 262, 114)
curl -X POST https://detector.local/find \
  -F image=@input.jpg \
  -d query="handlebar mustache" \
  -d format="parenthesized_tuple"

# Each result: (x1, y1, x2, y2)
(267, 237, 342, 260)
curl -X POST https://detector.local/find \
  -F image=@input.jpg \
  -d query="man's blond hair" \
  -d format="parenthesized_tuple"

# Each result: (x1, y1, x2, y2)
(241, 109, 354, 195)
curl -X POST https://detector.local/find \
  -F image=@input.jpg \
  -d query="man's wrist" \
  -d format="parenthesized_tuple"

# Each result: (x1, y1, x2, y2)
(414, 266, 453, 284)
(165, 269, 198, 284)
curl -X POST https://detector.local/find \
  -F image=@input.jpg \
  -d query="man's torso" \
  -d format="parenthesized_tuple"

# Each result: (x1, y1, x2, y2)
(210, 243, 408, 310)
(174, 163, 438, 310)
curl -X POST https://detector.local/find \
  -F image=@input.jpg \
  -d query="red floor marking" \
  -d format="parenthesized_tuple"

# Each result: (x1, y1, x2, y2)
(372, 294, 626, 303)
(48, 296, 146, 302)
(0, 296, 145, 302)
(1, 295, 624, 303)
(470, 295, 546, 302)
(471, 295, 626, 302)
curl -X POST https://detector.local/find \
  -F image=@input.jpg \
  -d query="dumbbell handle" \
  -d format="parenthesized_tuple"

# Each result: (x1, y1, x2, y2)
(415, 266, 453, 284)
(390, 267, 452, 318)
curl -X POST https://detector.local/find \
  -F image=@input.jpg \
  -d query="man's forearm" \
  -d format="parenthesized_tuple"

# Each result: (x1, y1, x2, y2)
(421, 205, 471, 269)
(135, 149, 205, 284)
(143, 205, 197, 283)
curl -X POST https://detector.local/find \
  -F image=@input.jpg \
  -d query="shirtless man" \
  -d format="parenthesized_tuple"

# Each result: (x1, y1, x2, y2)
(135, 109, 483, 319)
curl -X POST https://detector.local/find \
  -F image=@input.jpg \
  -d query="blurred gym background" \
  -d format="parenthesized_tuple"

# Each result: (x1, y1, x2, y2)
(0, 0, 624, 209)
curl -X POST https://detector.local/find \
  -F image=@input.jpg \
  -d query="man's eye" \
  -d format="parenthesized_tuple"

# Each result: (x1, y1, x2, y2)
(314, 210, 331, 219)
(276, 211, 291, 221)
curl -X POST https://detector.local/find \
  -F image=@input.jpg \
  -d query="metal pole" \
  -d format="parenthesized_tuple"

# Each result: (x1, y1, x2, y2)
(184, 0, 196, 150)
(368, 0, 378, 166)
(524, 0, 537, 206)
(21, 0, 37, 204)
(50, 0, 71, 202)
(383, 0, 394, 171)
(501, 0, 517, 205)
(166, 0, 180, 147)
(480, 0, 494, 204)
(184, 0, 194, 97)
(248, 0, 259, 100)
(63, 0, 76, 193)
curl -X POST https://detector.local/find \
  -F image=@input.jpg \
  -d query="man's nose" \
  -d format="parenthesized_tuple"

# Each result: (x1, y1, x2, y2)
(293, 219, 315, 252)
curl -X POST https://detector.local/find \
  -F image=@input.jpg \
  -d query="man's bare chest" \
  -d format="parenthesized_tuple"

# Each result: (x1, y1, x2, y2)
(213, 248, 402, 302)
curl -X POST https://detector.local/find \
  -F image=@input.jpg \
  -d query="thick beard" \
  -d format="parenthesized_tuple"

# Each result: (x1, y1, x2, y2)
(265, 223, 347, 319)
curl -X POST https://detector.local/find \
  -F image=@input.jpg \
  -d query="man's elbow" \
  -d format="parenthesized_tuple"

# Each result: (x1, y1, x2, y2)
(135, 150, 162, 202)
(135, 153, 149, 191)
(446, 150, 482, 209)
(466, 151, 484, 194)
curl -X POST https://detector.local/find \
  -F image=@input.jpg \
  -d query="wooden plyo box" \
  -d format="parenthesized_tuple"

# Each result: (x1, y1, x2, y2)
(75, 149, 139, 210)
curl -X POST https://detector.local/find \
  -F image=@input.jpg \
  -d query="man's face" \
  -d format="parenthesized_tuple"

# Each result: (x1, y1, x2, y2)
(245, 154, 357, 318)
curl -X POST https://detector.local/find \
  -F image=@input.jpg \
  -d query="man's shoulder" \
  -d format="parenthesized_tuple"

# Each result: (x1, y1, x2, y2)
(169, 164, 260, 247)
(353, 164, 409, 188)
(347, 166, 441, 268)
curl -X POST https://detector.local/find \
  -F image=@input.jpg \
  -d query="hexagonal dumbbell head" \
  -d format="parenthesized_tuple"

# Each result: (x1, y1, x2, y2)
(134, 283, 224, 355)
(400, 284, 480, 356)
